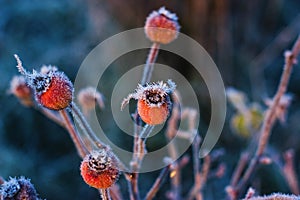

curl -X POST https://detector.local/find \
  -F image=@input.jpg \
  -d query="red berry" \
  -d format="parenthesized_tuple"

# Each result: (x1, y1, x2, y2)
(122, 80, 176, 125)
(138, 99, 169, 125)
(80, 150, 120, 189)
(13, 55, 73, 110)
(35, 72, 73, 110)
(145, 7, 180, 44)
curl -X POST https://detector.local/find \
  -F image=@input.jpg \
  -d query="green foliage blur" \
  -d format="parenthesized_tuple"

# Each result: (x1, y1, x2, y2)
(1, 0, 300, 199)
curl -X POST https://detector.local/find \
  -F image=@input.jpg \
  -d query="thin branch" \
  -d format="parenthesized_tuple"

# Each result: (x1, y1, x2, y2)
(230, 152, 249, 187)
(99, 189, 111, 200)
(14, 54, 28, 76)
(59, 109, 88, 158)
(109, 184, 124, 200)
(145, 164, 171, 200)
(165, 92, 182, 200)
(129, 173, 140, 200)
(283, 149, 300, 195)
(233, 35, 300, 199)
(70, 102, 108, 150)
(141, 43, 160, 85)
(128, 38, 160, 200)
(35, 106, 66, 127)
(187, 135, 202, 200)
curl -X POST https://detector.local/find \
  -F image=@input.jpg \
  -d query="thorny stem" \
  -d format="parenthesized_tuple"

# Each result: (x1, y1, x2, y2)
(99, 189, 111, 200)
(141, 43, 160, 85)
(59, 109, 88, 158)
(233, 35, 300, 198)
(145, 164, 171, 200)
(70, 102, 108, 150)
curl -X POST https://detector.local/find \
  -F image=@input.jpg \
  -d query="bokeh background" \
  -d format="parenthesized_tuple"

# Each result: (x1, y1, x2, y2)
(1, 0, 300, 199)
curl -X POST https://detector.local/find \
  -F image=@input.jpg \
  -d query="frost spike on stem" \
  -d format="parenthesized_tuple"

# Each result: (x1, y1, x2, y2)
(14, 54, 28, 76)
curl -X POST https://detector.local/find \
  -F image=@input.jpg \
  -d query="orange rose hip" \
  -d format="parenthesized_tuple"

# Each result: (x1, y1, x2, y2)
(80, 150, 120, 189)
(35, 72, 73, 110)
(145, 7, 180, 44)
(14, 55, 73, 110)
(137, 99, 169, 125)
(121, 80, 176, 125)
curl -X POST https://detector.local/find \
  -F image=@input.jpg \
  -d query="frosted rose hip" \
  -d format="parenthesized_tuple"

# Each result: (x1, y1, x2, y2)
(80, 149, 120, 189)
(145, 7, 180, 44)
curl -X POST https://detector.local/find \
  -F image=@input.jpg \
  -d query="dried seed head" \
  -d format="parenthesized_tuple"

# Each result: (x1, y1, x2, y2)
(122, 80, 176, 125)
(77, 87, 105, 115)
(80, 149, 120, 189)
(14, 55, 73, 110)
(0, 177, 40, 200)
(145, 7, 180, 44)
(9, 76, 33, 106)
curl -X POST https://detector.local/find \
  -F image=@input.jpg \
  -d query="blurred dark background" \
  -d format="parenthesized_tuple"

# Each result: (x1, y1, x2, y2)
(1, 0, 300, 199)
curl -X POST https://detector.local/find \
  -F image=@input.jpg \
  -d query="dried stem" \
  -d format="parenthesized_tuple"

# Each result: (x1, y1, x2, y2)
(166, 93, 182, 200)
(145, 164, 171, 200)
(99, 189, 111, 200)
(35, 106, 66, 127)
(14, 54, 28, 76)
(283, 149, 300, 195)
(230, 152, 250, 187)
(141, 43, 160, 85)
(109, 184, 124, 200)
(59, 109, 88, 158)
(199, 155, 211, 200)
(187, 135, 202, 200)
(135, 125, 155, 168)
(128, 113, 142, 200)
(70, 102, 108, 150)
(233, 35, 300, 198)
(127, 42, 161, 200)
(128, 173, 140, 200)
